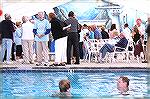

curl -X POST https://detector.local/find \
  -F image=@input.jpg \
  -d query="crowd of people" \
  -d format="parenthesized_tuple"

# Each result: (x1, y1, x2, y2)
(0, 11, 79, 66)
(80, 19, 149, 63)
(0, 11, 149, 66)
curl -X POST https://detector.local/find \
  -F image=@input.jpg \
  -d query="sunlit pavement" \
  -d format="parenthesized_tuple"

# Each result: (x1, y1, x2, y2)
(0, 60, 148, 70)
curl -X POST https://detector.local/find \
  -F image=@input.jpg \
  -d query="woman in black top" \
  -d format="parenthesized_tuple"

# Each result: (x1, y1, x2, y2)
(49, 12, 68, 66)
(132, 25, 141, 44)
(101, 26, 109, 39)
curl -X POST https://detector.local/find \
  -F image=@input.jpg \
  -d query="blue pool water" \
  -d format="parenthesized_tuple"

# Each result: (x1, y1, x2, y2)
(0, 70, 150, 99)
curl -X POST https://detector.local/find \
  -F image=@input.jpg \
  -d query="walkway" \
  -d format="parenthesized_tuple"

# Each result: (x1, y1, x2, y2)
(0, 60, 148, 71)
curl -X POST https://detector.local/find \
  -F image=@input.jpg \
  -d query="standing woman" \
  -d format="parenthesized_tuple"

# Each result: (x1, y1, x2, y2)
(49, 12, 68, 66)
(14, 22, 23, 61)
(109, 24, 119, 39)
(64, 11, 80, 64)
(132, 25, 141, 44)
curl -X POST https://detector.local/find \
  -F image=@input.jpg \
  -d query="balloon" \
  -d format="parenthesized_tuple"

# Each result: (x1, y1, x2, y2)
(0, 9, 3, 16)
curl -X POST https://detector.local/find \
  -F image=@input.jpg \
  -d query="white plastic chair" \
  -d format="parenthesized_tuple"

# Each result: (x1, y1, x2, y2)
(111, 41, 130, 63)
(127, 40, 135, 63)
(84, 39, 100, 63)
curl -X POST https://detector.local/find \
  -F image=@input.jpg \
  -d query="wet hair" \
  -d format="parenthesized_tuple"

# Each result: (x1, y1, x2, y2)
(48, 12, 56, 19)
(120, 76, 130, 87)
(68, 11, 74, 17)
(59, 80, 70, 92)
(110, 24, 116, 31)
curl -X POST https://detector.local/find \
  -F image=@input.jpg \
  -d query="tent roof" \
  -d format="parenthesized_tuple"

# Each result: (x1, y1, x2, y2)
(106, 0, 150, 15)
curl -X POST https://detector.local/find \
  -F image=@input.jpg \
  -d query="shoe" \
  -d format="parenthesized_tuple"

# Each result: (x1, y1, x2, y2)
(29, 61, 34, 64)
(59, 63, 66, 66)
(49, 64, 54, 67)
(44, 62, 49, 66)
(44, 64, 48, 66)
(142, 60, 148, 63)
(36, 63, 42, 66)
(54, 63, 60, 66)
(49, 63, 59, 66)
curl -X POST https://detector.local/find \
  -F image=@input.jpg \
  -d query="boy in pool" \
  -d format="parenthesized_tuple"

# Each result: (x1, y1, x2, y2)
(52, 79, 71, 98)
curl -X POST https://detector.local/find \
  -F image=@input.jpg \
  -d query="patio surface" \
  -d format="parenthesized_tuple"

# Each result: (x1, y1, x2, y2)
(0, 60, 149, 71)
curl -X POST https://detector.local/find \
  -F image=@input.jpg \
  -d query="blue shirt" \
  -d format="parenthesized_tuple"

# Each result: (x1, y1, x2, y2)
(94, 28, 102, 39)
(14, 27, 22, 45)
(89, 31, 95, 39)
(33, 19, 50, 41)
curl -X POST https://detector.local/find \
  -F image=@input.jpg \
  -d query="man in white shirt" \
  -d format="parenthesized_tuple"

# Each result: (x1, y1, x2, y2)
(136, 18, 145, 36)
(21, 16, 35, 64)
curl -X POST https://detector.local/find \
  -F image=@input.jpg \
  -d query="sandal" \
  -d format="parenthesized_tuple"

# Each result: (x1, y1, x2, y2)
(60, 63, 66, 66)
(49, 63, 60, 66)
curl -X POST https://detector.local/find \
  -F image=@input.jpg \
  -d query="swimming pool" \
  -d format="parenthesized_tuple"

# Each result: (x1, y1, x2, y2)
(0, 69, 150, 99)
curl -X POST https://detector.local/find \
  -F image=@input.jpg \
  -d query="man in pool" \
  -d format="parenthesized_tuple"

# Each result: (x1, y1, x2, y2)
(52, 79, 71, 98)
(117, 76, 130, 95)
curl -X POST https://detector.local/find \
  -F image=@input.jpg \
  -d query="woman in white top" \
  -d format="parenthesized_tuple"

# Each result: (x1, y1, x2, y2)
(21, 16, 34, 64)
(109, 24, 120, 39)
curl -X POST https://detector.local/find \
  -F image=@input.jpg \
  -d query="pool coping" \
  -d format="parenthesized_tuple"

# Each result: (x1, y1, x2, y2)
(1, 66, 150, 73)
(0, 66, 150, 70)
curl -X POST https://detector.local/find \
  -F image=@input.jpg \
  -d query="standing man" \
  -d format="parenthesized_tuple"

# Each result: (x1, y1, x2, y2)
(0, 13, 15, 64)
(22, 16, 34, 64)
(33, 11, 51, 66)
(64, 11, 80, 65)
(136, 18, 145, 36)
(145, 17, 150, 64)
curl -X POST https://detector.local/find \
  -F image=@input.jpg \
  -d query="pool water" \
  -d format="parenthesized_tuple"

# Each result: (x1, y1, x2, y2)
(0, 70, 150, 98)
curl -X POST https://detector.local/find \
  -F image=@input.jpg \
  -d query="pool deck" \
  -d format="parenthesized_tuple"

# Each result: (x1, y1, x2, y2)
(0, 60, 149, 71)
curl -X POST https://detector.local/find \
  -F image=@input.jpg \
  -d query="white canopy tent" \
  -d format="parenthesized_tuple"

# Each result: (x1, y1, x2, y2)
(1, 0, 72, 21)
(1, 0, 150, 21)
